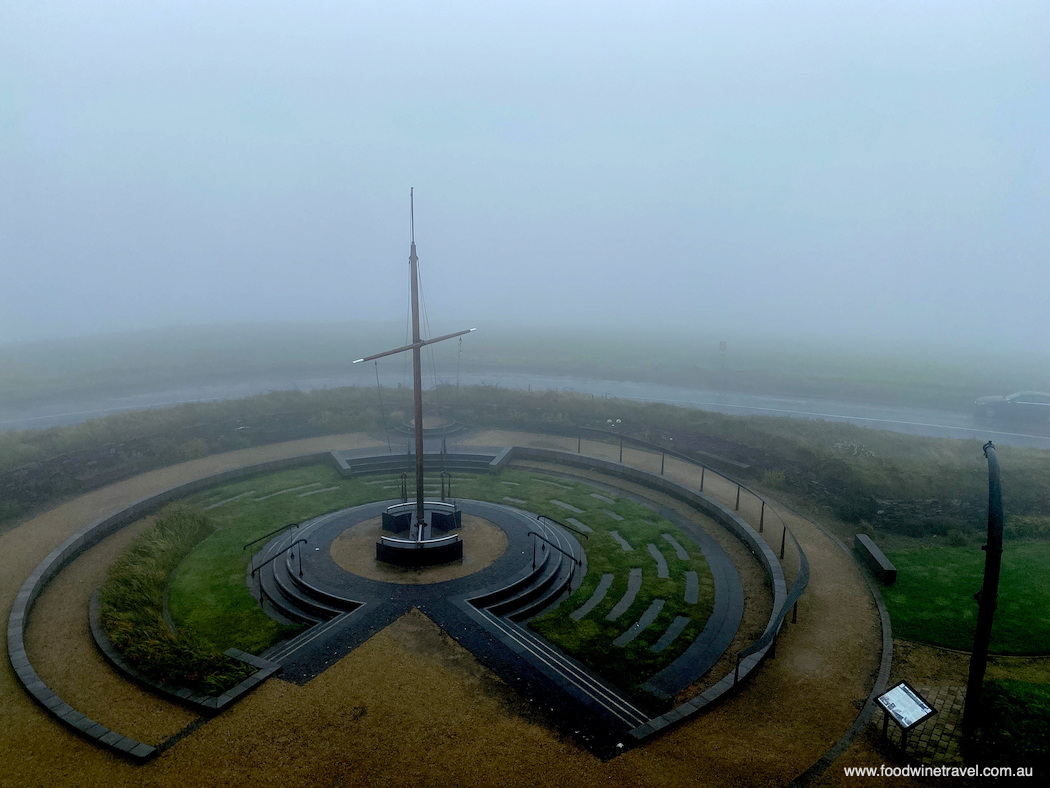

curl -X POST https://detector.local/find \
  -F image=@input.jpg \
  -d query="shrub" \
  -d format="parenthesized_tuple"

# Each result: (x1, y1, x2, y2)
(98, 507, 254, 695)
(969, 679, 1050, 773)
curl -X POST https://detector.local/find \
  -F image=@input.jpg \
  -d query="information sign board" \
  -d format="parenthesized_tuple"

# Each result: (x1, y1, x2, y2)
(876, 680, 936, 730)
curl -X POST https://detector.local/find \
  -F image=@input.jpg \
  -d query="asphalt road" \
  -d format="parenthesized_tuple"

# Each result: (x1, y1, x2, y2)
(3, 369, 1050, 451)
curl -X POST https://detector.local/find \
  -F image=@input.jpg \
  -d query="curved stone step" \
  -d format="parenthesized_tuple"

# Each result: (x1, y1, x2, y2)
(506, 521, 581, 621)
(271, 562, 342, 621)
(469, 549, 552, 609)
(489, 550, 564, 617)
(257, 564, 323, 625)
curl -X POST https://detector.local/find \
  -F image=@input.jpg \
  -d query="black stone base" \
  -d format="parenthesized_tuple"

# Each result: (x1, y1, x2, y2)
(431, 510, 462, 531)
(375, 538, 464, 566)
(382, 511, 412, 532)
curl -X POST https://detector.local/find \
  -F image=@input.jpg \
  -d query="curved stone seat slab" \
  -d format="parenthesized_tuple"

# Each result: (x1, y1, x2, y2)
(613, 600, 665, 647)
(647, 543, 669, 578)
(650, 616, 691, 653)
(570, 574, 614, 620)
(605, 568, 642, 621)
(662, 533, 689, 560)
(684, 571, 699, 605)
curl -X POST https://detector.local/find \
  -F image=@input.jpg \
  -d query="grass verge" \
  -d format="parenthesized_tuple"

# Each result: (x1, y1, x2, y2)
(881, 542, 1050, 654)
(98, 507, 256, 695)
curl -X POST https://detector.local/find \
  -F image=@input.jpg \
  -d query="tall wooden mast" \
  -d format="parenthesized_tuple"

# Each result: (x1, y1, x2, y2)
(353, 190, 474, 539)
(408, 189, 426, 530)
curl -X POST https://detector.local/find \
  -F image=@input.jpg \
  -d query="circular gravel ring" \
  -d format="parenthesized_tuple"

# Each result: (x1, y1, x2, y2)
(328, 513, 509, 584)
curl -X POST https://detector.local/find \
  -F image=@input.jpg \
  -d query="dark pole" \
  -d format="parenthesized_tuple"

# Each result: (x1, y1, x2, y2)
(410, 189, 425, 538)
(962, 441, 1005, 732)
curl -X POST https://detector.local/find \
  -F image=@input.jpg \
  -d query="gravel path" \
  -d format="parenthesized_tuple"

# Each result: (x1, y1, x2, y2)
(1, 429, 888, 788)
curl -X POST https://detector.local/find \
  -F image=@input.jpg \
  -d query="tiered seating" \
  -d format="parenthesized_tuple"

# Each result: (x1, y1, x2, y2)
(253, 537, 361, 625)
(470, 517, 580, 622)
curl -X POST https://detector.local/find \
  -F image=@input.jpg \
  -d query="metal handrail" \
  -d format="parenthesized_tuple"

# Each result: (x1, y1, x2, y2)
(526, 530, 582, 566)
(243, 521, 298, 552)
(251, 538, 307, 578)
(566, 422, 811, 680)
(537, 514, 588, 539)
(734, 527, 810, 682)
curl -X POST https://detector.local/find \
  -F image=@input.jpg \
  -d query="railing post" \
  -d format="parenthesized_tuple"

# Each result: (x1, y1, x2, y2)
(619, 437, 623, 463)
(578, 432, 581, 453)
(770, 630, 778, 658)
(661, 451, 665, 475)
(780, 525, 787, 560)
(734, 654, 740, 685)
(759, 501, 765, 533)
(792, 600, 798, 624)
(735, 484, 741, 510)
(700, 467, 705, 492)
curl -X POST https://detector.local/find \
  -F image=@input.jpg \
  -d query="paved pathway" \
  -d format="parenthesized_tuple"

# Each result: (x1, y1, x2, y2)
(609, 531, 633, 551)
(878, 685, 966, 765)
(260, 498, 640, 751)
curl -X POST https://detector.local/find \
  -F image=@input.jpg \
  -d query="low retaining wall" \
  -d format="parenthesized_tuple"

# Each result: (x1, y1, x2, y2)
(89, 592, 280, 713)
(9, 445, 806, 757)
(7, 452, 328, 760)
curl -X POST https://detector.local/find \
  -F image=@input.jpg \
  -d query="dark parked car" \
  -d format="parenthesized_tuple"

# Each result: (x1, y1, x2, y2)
(974, 391, 1050, 423)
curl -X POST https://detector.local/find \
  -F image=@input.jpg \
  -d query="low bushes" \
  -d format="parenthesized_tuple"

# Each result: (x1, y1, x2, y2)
(98, 507, 254, 695)
(969, 679, 1050, 772)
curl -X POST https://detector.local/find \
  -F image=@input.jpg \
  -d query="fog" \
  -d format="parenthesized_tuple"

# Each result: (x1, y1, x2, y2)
(2, 1, 1047, 354)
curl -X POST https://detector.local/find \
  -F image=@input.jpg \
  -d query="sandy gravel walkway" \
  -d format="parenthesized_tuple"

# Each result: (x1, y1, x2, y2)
(2, 429, 889, 788)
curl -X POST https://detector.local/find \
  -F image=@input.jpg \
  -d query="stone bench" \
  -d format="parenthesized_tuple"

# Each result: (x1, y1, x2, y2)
(854, 533, 896, 585)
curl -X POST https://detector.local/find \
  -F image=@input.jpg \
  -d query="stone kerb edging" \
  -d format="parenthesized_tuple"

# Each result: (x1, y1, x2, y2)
(498, 446, 793, 739)
(7, 452, 329, 761)
(8, 444, 799, 760)
(88, 591, 280, 713)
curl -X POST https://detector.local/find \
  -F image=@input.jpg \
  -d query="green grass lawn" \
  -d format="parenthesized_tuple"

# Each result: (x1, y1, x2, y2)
(882, 541, 1050, 654)
(167, 463, 715, 696)
(447, 469, 716, 702)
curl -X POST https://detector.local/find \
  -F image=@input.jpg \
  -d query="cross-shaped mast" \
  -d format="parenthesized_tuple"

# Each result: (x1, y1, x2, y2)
(354, 189, 475, 537)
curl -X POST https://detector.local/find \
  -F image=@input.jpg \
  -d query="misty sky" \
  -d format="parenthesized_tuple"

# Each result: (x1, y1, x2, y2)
(2, 1, 1047, 353)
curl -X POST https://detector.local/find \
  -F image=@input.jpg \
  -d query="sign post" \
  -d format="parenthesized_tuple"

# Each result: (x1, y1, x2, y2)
(876, 680, 936, 750)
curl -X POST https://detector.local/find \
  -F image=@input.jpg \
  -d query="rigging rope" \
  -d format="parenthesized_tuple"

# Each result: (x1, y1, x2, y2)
(375, 361, 393, 455)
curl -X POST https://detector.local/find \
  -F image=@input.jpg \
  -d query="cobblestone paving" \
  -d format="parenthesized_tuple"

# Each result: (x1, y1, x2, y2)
(877, 685, 966, 765)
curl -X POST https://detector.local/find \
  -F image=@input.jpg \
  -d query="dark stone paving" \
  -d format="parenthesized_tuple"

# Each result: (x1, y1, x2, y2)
(684, 571, 700, 604)
(261, 499, 634, 756)
(662, 533, 689, 560)
(550, 499, 583, 513)
(609, 531, 633, 551)
(514, 466, 745, 701)
(570, 573, 614, 620)
(651, 616, 690, 653)
(647, 543, 669, 578)
(254, 458, 746, 750)
(613, 600, 665, 647)
(566, 517, 593, 534)
(606, 568, 643, 620)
